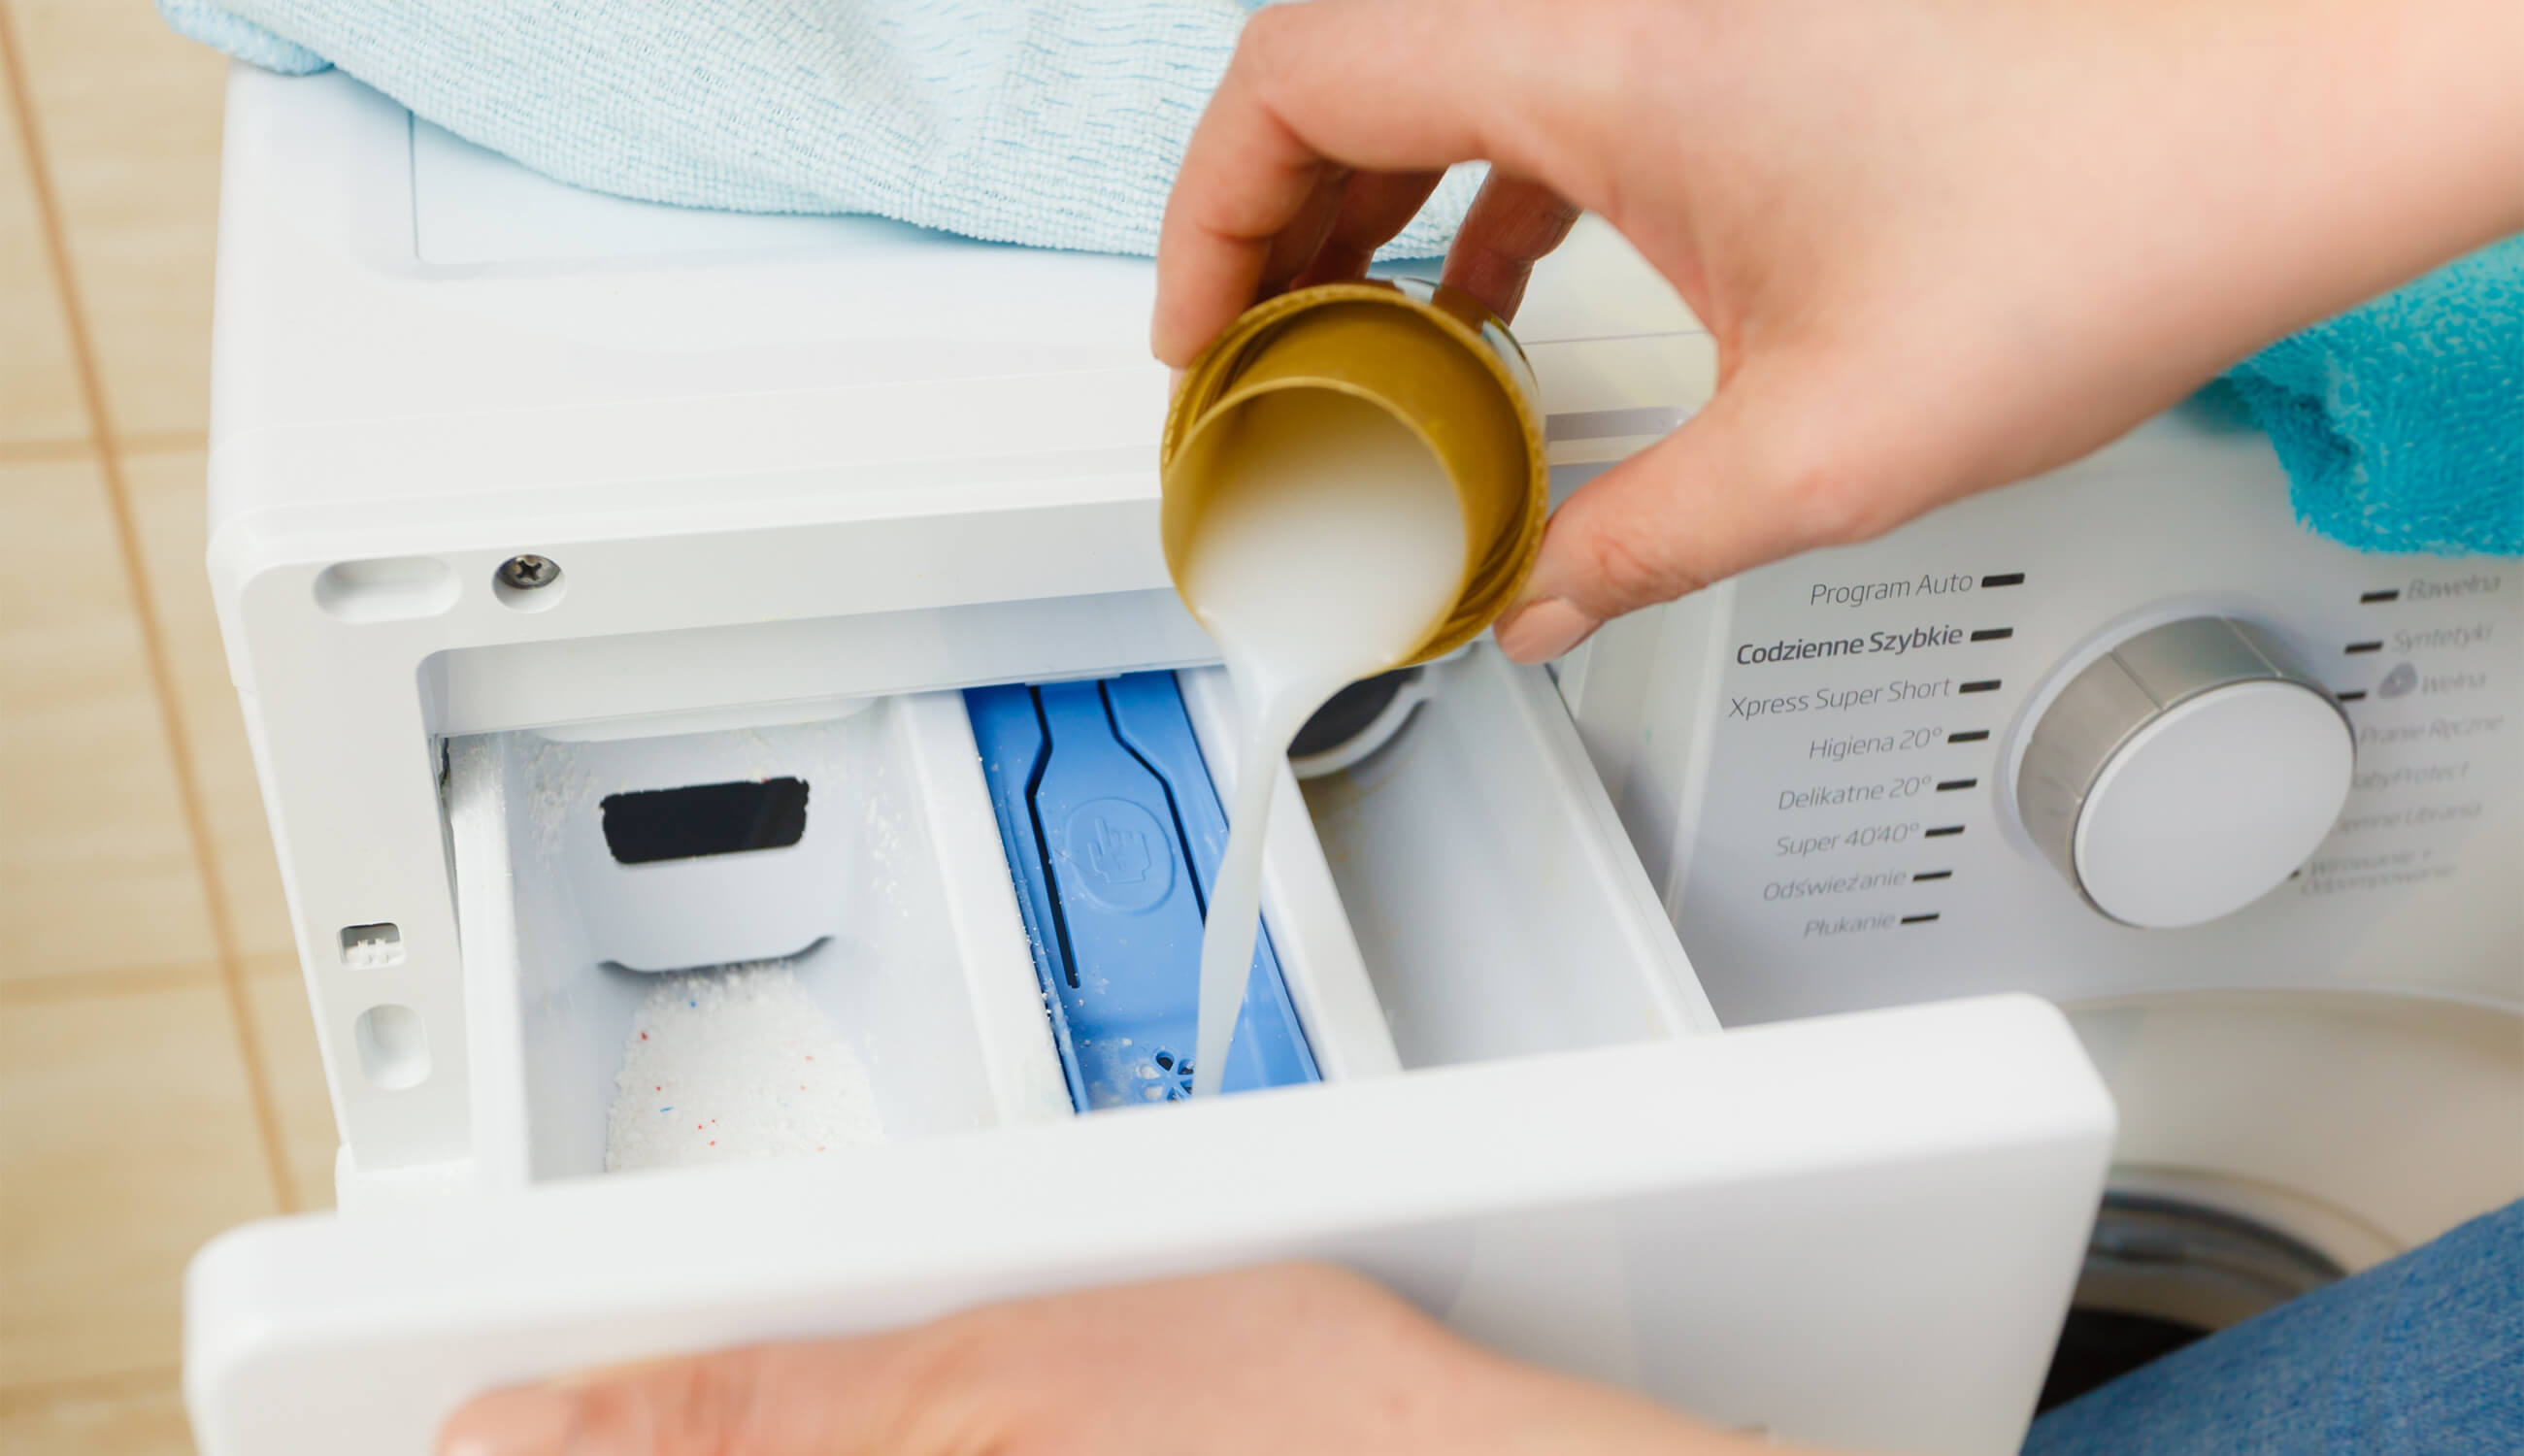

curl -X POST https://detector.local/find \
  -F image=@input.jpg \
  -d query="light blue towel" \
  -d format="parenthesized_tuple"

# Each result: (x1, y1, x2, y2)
(2216, 236, 2523, 557)
(164, 3, 2520, 558)
(156, 0, 1478, 258)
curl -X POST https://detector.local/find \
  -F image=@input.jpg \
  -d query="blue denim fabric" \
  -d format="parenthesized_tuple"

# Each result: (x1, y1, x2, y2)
(2026, 1200, 2524, 1455)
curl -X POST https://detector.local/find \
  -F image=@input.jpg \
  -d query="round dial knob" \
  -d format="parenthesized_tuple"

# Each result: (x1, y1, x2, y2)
(2017, 616, 2352, 928)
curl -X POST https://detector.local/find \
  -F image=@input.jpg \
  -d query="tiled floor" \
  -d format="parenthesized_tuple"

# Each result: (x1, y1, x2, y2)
(0, 7, 336, 1452)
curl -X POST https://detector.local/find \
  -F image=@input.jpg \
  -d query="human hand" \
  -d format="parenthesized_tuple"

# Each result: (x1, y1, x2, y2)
(1152, 0, 2524, 661)
(437, 1263, 1763, 1456)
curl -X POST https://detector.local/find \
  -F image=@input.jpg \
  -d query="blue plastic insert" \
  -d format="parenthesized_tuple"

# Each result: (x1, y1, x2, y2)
(966, 673, 1319, 1110)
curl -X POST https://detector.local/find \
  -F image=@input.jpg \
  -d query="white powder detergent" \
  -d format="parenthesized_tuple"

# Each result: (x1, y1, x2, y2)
(605, 961, 885, 1173)
(1179, 389, 1466, 1096)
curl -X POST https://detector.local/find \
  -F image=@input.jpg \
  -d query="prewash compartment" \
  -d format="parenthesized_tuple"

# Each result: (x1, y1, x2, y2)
(442, 648, 1714, 1187)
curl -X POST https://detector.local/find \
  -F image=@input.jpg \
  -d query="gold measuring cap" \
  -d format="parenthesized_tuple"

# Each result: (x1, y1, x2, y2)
(1159, 279, 1549, 667)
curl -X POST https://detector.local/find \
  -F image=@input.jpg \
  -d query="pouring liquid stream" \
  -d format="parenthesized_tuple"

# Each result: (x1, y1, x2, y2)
(1179, 390, 1467, 1097)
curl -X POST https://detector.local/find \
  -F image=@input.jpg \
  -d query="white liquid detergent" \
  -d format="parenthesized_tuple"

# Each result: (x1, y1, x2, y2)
(1179, 389, 1466, 1097)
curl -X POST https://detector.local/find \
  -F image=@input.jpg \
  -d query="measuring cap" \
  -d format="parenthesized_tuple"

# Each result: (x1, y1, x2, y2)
(1159, 280, 1548, 668)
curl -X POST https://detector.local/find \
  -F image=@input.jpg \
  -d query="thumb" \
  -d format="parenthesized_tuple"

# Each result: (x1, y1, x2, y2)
(1494, 357, 1902, 662)
(437, 1340, 946, 1456)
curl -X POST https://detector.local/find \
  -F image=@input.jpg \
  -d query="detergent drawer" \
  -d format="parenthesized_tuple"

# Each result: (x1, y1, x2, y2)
(423, 641, 1715, 1193)
(187, 996, 2114, 1456)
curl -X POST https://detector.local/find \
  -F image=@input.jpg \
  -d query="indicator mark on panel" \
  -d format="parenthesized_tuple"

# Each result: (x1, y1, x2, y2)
(1970, 627, 2013, 643)
(1980, 573, 2026, 588)
(1900, 912, 1942, 925)
(2344, 641, 2383, 654)
(2360, 589, 2401, 604)
(1936, 778, 1978, 792)
(1959, 679, 2003, 694)
(1912, 870, 1953, 882)
(1924, 824, 1965, 839)
(1947, 729, 1991, 744)
(2337, 690, 2369, 702)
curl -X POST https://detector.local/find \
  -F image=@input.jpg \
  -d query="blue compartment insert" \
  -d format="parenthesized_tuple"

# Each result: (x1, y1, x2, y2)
(966, 672, 1319, 1110)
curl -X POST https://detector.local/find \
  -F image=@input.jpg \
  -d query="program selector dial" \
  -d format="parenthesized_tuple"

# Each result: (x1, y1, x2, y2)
(2016, 616, 2353, 928)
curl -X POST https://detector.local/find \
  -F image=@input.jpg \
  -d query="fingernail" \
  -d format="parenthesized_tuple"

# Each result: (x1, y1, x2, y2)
(438, 1387, 579, 1456)
(1495, 597, 1600, 662)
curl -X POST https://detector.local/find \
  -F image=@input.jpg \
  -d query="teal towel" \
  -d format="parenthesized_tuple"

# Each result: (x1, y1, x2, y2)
(2215, 236, 2523, 557)
(162, 4, 2519, 558)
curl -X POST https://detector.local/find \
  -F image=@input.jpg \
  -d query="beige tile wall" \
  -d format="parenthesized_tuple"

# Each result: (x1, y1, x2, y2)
(0, 7, 329, 1452)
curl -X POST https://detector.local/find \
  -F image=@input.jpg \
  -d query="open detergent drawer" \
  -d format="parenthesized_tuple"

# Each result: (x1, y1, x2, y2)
(187, 647, 2114, 1456)
(431, 644, 1710, 1187)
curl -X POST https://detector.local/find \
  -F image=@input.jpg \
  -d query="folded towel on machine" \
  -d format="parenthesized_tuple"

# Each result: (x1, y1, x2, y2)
(155, 0, 1478, 258)
(163, 2, 2520, 558)
(2214, 235, 2523, 558)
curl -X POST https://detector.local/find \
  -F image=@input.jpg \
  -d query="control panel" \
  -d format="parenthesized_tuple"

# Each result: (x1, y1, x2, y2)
(1562, 410, 2523, 1022)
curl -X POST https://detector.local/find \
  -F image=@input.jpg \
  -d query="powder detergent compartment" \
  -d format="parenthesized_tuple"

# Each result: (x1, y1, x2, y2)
(967, 673, 1321, 1109)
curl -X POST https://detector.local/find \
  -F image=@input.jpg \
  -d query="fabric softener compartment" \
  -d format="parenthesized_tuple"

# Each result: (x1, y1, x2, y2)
(968, 673, 1319, 1110)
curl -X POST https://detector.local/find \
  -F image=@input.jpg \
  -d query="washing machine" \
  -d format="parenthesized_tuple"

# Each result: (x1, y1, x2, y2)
(183, 65, 2132, 1456)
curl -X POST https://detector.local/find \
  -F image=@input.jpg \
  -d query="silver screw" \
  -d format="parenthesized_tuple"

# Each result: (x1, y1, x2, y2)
(498, 554, 560, 590)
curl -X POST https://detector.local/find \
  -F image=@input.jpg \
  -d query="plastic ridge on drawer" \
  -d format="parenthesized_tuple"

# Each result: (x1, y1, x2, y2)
(966, 673, 1319, 1110)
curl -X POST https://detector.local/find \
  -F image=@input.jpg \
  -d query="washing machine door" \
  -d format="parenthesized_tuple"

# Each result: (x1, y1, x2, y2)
(187, 996, 2110, 1456)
